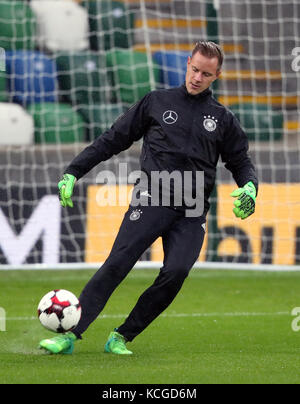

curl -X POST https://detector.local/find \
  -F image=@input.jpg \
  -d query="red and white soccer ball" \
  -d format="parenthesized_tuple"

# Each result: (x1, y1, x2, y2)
(38, 289, 81, 333)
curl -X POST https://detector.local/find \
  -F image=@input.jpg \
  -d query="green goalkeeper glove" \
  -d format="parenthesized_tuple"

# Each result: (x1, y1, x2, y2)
(58, 174, 76, 208)
(230, 181, 256, 220)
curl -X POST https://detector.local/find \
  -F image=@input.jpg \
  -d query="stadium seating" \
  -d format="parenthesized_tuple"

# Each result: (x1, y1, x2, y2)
(106, 50, 159, 104)
(0, 102, 34, 145)
(0, 71, 8, 102)
(82, 0, 134, 51)
(55, 51, 110, 106)
(5, 51, 58, 105)
(27, 103, 85, 144)
(30, 1, 89, 52)
(153, 51, 190, 87)
(78, 103, 125, 140)
(0, 2, 36, 51)
(229, 103, 283, 141)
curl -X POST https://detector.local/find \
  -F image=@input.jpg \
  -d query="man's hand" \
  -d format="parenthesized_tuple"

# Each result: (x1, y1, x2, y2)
(58, 174, 76, 208)
(230, 181, 256, 220)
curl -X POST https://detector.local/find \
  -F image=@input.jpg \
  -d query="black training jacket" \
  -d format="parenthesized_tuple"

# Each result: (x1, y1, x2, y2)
(65, 85, 258, 216)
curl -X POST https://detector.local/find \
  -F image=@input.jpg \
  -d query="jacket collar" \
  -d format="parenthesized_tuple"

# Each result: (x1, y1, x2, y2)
(180, 84, 212, 99)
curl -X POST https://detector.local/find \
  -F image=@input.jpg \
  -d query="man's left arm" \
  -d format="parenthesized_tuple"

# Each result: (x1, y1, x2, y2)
(221, 110, 259, 220)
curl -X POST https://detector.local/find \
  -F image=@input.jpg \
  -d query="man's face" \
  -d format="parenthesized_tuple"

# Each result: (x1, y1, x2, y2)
(185, 52, 221, 95)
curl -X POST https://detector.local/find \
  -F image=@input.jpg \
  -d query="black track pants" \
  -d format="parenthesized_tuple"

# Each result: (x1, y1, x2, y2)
(73, 205, 206, 341)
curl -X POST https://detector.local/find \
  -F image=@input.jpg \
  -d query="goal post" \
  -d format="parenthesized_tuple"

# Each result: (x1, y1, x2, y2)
(0, 0, 300, 270)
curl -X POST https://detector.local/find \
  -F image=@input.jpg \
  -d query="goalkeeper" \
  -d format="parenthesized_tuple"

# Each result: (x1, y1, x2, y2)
(39, 41, 258, 355)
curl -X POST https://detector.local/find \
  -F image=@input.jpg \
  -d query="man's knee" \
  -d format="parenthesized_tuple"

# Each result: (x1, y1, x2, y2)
(92, 252, 134, 284)
(160, 264, 192, 289)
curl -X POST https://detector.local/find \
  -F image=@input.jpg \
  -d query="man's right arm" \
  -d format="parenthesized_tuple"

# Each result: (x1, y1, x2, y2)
(65, 93, 152, 180)
(58, 93, 152, 207)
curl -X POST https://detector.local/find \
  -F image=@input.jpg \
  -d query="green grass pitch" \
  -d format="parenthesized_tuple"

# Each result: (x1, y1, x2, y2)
(1, 268, 300, 384)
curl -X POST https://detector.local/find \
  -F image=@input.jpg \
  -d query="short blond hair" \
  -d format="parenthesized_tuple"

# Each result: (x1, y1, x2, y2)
(192, 41, 224, 73)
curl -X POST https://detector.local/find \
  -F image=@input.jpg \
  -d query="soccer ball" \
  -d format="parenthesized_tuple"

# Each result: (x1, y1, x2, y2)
(38, 289, 81, 333)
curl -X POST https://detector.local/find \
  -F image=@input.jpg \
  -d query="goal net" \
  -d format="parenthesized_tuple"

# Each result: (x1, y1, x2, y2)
(0, 0, 299, 269)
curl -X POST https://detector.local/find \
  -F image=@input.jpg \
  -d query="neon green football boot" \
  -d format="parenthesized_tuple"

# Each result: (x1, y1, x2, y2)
(39, 332, 77, 354)
(104, 331, 133, 355)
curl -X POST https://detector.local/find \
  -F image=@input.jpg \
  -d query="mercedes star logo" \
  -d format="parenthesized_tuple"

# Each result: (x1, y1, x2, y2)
(163, 110, 178, 125)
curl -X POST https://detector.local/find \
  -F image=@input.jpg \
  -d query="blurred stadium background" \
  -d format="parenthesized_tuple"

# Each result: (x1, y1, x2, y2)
(0, 0, 299, 269)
